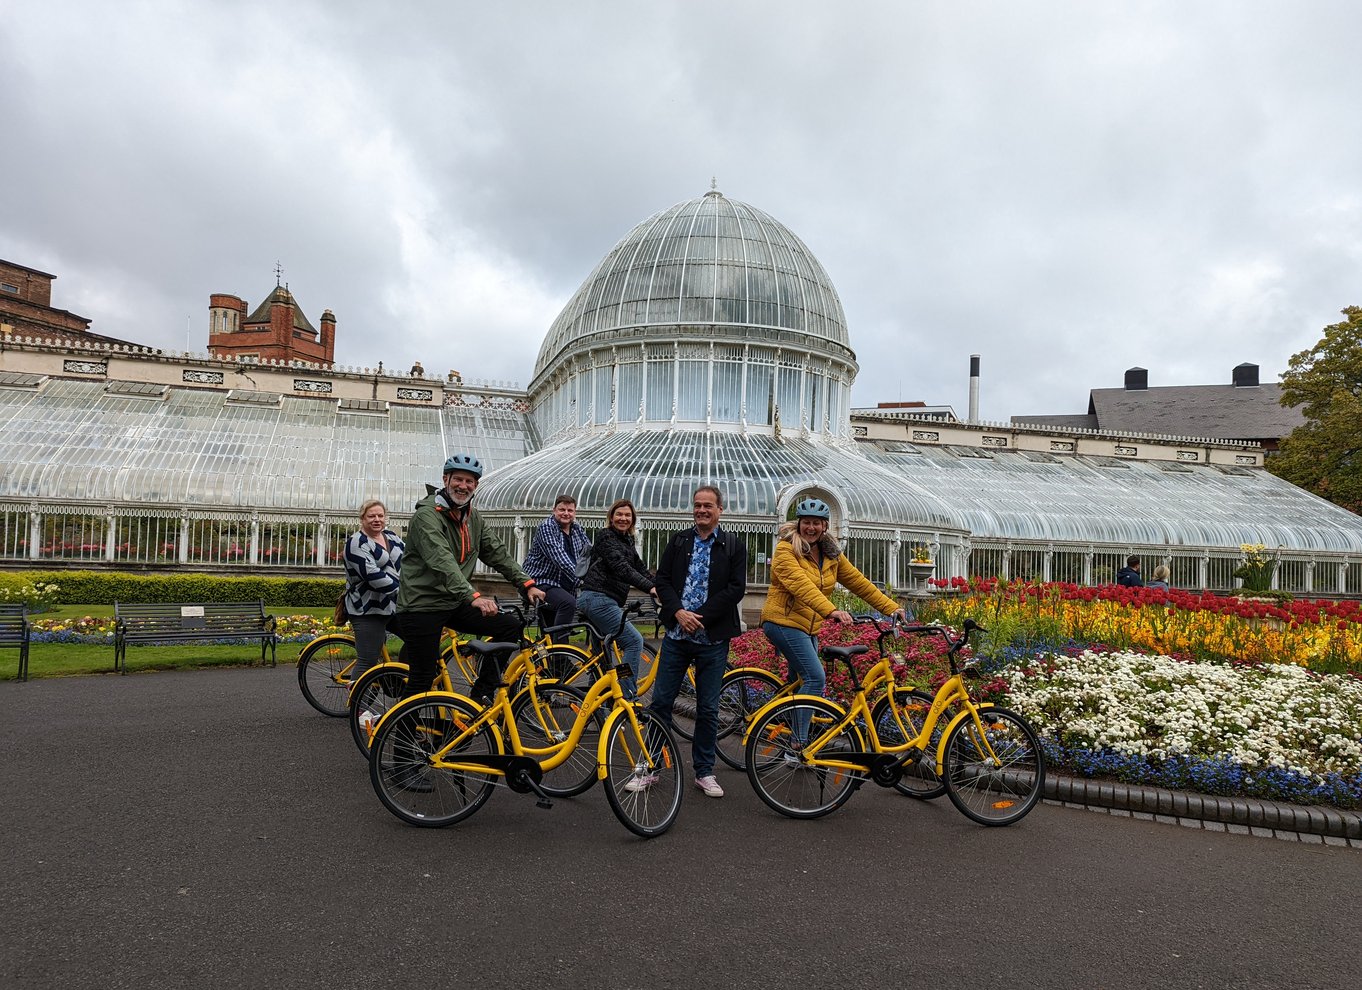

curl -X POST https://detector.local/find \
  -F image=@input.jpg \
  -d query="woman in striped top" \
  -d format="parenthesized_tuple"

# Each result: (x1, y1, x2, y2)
(344, 499, 404, 677)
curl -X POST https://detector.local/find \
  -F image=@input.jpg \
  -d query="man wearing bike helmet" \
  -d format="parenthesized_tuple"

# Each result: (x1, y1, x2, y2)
(396, 453, 546, 705)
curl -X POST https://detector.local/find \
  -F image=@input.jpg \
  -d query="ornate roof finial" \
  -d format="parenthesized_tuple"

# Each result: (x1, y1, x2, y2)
(710, 176, 717, 192)
(274, 261, 283, 287)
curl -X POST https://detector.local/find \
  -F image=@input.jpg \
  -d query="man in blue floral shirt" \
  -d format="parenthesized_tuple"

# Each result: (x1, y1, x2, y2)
(645, 485, 748, 798)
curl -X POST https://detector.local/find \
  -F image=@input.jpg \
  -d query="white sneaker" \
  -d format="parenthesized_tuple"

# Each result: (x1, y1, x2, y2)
(694, 775, 724, 798)
(358, 710, 377, 739)
(624, 772, 659, 793)
(782, 751, 804, 767)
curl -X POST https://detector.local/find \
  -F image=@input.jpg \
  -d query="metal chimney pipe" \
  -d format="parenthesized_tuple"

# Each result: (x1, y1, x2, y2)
(968, 354, 980, 423)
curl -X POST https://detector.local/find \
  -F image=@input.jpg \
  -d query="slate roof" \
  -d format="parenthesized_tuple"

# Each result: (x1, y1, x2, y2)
(245, 286, 318, 336)
(1014, 384, 1303, 442)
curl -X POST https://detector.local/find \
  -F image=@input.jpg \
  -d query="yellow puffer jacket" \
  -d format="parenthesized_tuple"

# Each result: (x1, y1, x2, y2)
(760, 538, 900, 636)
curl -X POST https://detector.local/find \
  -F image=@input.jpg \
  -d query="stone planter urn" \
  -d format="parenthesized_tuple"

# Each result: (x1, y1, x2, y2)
(907, 560, 935, 593)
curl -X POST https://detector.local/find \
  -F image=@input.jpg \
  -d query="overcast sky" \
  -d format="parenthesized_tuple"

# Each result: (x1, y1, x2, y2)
(4, 1, 1360, 423)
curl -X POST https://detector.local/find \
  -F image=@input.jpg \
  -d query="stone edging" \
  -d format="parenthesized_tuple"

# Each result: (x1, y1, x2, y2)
(1045, 774, 1362, 840)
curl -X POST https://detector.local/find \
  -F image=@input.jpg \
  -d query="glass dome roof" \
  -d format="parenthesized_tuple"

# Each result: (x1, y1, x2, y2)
(474, 429, 963, 531)
(533, 189, 852, 382)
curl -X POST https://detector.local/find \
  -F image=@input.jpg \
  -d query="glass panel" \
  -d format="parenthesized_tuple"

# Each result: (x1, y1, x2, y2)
(677, 360, 706, 421)
(713, 360, 742, 423)
(745, 363, 773, 426)
(646, 359, 672, 420)
(617, 362, 642, 424)
(1052, 551, 1085, 584)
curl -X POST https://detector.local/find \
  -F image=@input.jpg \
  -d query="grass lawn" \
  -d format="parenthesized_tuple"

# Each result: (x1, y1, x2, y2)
(4, 604, 332, 678)
(14, 641, 308, 678)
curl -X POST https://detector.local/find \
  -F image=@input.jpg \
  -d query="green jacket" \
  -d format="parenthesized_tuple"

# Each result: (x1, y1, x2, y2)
(396, 489, 534, 612)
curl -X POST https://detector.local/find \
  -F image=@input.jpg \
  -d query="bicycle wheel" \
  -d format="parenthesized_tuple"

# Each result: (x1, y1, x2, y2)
(745, 698, 866, 819)
(538, 645, 599, 686)
(942, 706, 1045, 826)
(348, 663, 410, 756)
(510, 684, 601, 798)
(369, 693, 499, 828)
(714, 669, 784, 771)
(668, 669, 702, 741)
(297, 635, 361, 717)
(601, 709, 683, 838)
(442, 641, 477, 694)
(870, 689, 947, 799)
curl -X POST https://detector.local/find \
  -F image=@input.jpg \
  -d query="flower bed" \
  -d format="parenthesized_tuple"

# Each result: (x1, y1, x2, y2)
(923, 577, 1362, 674)
(736, 596, 1362, 809)
(1007, 648, 1362, 808)
(31, 614, 345, 645)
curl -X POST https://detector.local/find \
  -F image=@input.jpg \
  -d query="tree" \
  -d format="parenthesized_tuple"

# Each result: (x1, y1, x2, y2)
(1268, 305, 1362, 513)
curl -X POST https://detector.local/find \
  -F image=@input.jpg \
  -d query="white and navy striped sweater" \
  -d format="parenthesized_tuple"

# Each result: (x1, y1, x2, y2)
(343, 529, 404, 616)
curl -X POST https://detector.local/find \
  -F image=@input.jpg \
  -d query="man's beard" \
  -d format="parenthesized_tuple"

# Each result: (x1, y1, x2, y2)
(446, 490, 472, 508)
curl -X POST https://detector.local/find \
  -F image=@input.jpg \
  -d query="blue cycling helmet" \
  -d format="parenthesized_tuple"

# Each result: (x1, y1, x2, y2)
(442, 453, 484, 478)
(795, 497, 831, 520)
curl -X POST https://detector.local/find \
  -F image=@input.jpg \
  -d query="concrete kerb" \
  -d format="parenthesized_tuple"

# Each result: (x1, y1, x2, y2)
(1045, 774, 1362, 840)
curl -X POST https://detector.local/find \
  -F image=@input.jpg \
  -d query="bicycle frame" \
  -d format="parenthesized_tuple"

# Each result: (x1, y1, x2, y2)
(745, 645, 1001, 777)
(372, 655, 662, 782)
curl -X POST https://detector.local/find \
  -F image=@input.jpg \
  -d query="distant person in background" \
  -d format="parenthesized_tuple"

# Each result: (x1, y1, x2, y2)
(1146, 564, 1170, 591)
(1116, 556, 1143, 587)
(344, 500, 404, 678)
(523, 494, 592, 628)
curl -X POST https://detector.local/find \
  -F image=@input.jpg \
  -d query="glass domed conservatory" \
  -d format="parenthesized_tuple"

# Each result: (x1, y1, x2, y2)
(474, 189, 972, 582)
(1, 188, 1362, 596)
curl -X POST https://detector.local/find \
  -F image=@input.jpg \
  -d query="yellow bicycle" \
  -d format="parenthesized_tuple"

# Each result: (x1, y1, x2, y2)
(345, 605, 592, 757)
(710, 616, 945, 795)
(368, 601, 682, 837)
(743, 618, 1045, 826)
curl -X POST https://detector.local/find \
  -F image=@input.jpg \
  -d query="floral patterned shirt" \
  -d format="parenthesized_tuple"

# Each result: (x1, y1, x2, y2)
(666, 530, 714, 644)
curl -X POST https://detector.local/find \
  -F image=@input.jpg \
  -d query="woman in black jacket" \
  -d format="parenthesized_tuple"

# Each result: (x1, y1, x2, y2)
(577, 498, 656, 698)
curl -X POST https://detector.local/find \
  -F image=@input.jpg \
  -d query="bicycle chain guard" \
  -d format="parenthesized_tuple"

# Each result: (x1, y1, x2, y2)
(505, 756, 545, 794)
(870, 753, 904, 787)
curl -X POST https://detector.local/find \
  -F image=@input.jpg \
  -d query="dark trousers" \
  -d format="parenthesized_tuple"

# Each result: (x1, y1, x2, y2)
(541, 586, 579, 629)
(396, 604, 521, 701)
(647, 637, 729, 778)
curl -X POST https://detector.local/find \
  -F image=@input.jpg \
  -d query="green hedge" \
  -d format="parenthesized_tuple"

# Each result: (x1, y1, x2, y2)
(3, 570, 342, 607)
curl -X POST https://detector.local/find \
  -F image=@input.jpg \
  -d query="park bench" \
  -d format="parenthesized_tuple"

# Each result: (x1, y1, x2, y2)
(0, 603, 32, 681)
(114, 601, 277, 674)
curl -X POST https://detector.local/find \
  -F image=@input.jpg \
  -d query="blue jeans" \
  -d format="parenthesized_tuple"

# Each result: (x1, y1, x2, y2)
(648, 637, 729, 778)
(576, 590, 645, 698)
(763, 621, 823, 744)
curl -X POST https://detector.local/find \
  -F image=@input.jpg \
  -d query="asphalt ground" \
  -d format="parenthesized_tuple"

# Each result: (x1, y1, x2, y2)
(2, 666, 1356, 990)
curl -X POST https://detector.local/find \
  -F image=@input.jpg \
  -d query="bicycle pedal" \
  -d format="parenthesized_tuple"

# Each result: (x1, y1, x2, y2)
(536, 797, 554, 810)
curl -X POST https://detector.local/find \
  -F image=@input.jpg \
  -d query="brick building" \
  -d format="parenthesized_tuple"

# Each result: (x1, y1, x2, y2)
(0, 259, 139, 347)
(207, 281, 336, 365)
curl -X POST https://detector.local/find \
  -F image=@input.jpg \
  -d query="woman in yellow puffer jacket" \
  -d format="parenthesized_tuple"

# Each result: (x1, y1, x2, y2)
(761, 498, 906, 724)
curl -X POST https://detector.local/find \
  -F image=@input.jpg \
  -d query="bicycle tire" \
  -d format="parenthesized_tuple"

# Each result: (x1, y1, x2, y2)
(870, 689, 948, 799)
(667, 668, 702, 741)
(745, 697, 866, 819)
(942, 706, 1045, 826)
(348, 663, 410, 756)
(535, 644, 600, 686)
(297, 635, 361, 717)
(601, 709, 683, 838)
(510, 684, 601, 797)
(369, 693, 499, 828)
(714, 669, 784, 771)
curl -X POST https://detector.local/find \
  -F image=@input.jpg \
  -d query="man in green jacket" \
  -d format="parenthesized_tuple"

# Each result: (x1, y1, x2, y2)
(397, 453, 546, 705)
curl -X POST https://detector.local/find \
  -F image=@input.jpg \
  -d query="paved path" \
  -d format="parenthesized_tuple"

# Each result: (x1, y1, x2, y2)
(2, 667, 1356, 990)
